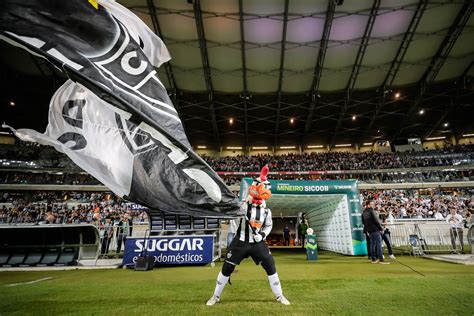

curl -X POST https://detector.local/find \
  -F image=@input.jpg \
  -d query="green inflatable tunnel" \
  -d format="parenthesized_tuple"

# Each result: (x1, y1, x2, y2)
(240, 179, 367, 256)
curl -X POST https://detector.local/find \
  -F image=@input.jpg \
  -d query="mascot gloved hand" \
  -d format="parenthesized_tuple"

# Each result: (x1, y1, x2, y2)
(253, 232, 265, 242)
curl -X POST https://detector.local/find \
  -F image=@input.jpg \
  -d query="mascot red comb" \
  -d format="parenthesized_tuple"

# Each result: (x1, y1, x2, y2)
(206, 165, 290, 306)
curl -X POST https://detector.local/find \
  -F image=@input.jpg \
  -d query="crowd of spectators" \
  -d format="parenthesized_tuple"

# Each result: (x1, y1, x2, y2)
(203, 144, 474, 172)
(1, 169, 471, 186)
(0, 191, 148, 225)
(0, 171, 99, 185)
(363, 170, 472, 183)
(1, 188, 471, 225)
(248, 170, 472, 184)
(361, 189, 473, 220)
(2, 143, 474, 173)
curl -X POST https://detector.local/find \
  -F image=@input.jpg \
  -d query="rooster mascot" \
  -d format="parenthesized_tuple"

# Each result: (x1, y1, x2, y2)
(206, 165, 290, 306)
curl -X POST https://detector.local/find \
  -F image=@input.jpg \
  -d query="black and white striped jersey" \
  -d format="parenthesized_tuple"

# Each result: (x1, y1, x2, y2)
(236, 202, 273, 243)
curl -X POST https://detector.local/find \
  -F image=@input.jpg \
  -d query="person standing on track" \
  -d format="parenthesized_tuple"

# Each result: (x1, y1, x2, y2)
(283, 224, 290, 246)
(362, 200, 389, 264)
(446, 208, 465, 254)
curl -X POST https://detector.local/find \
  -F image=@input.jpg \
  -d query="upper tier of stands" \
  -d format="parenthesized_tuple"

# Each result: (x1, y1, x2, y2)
(2, 143, 474, 171)
(202, 145, 474, 172)
(0, 143, 473, 185)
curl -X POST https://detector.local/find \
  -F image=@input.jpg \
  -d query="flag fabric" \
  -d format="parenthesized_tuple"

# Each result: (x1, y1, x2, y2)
(0, 0, 186, 145)
(0, 0, 241, 217)
(96, 0, 171, 68)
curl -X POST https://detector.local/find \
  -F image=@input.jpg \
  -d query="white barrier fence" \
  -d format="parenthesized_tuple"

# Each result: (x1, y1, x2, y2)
(1, 221, 223, 261)
(387, 220, 469, 254)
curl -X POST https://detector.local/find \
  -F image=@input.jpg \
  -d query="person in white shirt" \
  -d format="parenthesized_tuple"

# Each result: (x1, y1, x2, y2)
(400, 207, 407, 218)
(387, 211, 395, 223)
(434, 210, 444, 220)
(445, 209, 464, 254)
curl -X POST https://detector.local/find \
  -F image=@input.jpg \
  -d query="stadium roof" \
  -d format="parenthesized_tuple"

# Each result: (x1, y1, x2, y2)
(1, 0, 473, 149)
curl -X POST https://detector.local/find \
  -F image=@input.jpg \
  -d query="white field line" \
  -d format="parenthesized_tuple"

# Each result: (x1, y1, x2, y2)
(5, 277, 54, 287)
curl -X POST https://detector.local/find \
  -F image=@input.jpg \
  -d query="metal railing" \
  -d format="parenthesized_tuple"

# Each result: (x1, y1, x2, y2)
(387, 220, 469, 254)
(96, 223, 148, 258)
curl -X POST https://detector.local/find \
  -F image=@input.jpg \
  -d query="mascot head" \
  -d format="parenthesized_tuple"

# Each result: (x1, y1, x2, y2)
(248, 165, 272, 205)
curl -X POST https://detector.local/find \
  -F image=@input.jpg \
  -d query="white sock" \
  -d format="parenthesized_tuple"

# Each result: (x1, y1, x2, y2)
(268, 273, 283, 298)
(213, 272, 229, 298)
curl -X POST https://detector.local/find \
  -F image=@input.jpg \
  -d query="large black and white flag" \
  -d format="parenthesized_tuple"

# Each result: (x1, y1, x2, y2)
(0, 0, 240, 217)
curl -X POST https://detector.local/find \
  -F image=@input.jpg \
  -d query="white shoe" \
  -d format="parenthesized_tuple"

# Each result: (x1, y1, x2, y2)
(206, 295, 220, 306)
(277, 295, 290, 305)
(389, 254, 396, 260)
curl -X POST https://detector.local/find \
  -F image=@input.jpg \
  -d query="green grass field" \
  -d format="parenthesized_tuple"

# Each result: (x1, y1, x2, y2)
(0, 251, 472, 315)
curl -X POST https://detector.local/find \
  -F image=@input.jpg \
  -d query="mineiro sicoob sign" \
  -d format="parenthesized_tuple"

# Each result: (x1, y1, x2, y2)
(122, 235, 214, 266)
(239, 179, 366, 256)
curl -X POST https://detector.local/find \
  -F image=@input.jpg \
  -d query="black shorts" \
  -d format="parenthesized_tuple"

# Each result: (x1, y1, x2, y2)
(225, 238, 273, 266)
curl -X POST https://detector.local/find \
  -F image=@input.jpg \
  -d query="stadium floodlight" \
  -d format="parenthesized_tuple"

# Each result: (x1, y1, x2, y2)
(462, 134, 474, 137)
(227, 146, 242, 150)
(335, 144, 351, 147)
(280, 146, 295, 149)
(307, 145, 324, 148)
(197, 145, 206, 149)
(363, 143, 372, 146)
(252, 146, 268, 150)
(425, 136, 446, 141)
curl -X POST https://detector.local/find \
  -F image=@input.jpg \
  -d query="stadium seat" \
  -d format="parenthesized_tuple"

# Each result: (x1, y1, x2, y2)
(22, 250, 44, 266)
(7, 252, 26, 266)
(38, 248, 60, 266)
(0, 252, 11, 266)
(55, 247, 78, 266)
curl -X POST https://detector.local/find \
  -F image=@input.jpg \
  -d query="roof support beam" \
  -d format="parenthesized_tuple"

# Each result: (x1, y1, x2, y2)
(330, 0, 381, 149)
(424, 62, 472, 139)
(356, 0, 428, 147)
(304, 0, 335, 138)
(238, 0, 248, 146)
(274, 0, 289, 146)
(304, 1, 336, 142)
(146, 0, 178, 98)
(193, 0, 220, 146)
(390, 1, 473, 143)
(424, 94, 456, 140)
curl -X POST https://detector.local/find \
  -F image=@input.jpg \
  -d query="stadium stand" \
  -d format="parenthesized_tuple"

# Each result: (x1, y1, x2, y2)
(1, 188, 471, 224)
(1, 143, 474, 185)
(2, 143, 474, 171)
(0, 191, 148, 224)
(203, 145, 474, 172)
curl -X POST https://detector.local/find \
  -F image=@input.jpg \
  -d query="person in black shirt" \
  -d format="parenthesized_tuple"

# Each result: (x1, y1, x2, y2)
(283, 225, 290, 246)
(361, 200, 389, 264)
